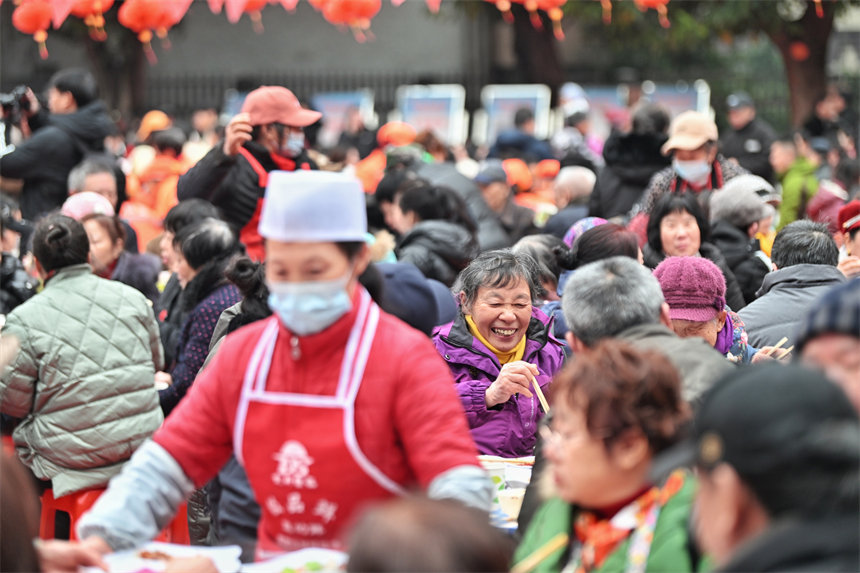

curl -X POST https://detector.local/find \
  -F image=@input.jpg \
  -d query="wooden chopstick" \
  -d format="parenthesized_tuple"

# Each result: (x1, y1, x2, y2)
(776, 345, 794, 360)
(531, 377, 550, 413)
(511, 532, 569, 573)
(762, 336, 788, 357)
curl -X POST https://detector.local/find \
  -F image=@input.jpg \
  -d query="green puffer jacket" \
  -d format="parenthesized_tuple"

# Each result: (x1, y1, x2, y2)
(515, 474, 702, 573)
(0, 264, 164, 496)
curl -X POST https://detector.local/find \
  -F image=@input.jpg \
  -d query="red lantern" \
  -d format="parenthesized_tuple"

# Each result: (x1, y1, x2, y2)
(537, 0, 566, 39)
(425, 0, 441, 12)
(70, 0, 115, 41)
(634, 0, 670, 28)
(12, 0, 52, 59)
(154, 0, 194, 45)
(321, 0, 381, 42)
(208, 0, 225, 13)
(118, 0, 167, 63)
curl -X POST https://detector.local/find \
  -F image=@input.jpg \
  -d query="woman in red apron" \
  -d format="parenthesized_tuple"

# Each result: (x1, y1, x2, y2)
(56, 171, 491, 564)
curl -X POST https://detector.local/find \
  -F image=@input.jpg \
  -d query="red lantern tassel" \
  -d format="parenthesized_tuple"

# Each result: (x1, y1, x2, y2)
(139, 30, 157, 65)
(600, 0, 612, 24)
(35, 30, 48, 59)
(657, 4, 669, 27)
(813, 0, 823, 17)
(549, 8, 564, 40)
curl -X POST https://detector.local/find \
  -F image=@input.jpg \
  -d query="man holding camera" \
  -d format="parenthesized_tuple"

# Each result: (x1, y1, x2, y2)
(0, 68, 114, 221)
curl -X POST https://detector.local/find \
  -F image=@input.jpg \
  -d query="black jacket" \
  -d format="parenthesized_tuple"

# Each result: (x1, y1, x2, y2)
(718, 516, 859, 572)
(0, 253, 36, 315)
(111, 251, 160, 305)
(719, 117, 777, 182)
(544, 203, 588, 239)
(0, 102, 114, 220)
(709, 221, 770, 305)
(176, 142, 316, 235)
(643, 241, 747, 312)
(414, 162, 512, 250)
(154, 273, 186, 366)
(396, 220, 479, 287)
(589, 130, 670, 220)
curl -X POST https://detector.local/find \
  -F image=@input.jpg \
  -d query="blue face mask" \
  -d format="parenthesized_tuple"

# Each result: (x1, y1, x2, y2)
(267, 274, 352, 336)
(673, 159, 712, 186)
(281, 131, 305, 158)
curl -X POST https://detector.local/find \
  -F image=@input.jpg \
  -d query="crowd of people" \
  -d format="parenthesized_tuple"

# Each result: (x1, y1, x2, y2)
(0, 67, 858, 572)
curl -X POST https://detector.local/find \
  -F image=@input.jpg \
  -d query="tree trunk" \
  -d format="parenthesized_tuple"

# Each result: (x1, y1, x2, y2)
(512, 4, 564, 104)
(763, 1, 836, 128)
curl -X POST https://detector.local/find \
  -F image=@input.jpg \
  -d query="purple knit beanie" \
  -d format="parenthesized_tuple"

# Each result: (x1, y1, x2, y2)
(563, 217, 607, 248)
(653, 256, 726, 322)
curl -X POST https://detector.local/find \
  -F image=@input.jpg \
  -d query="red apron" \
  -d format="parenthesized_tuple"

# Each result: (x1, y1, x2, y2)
(236, 147, 309, 262)
(233, 289, 405, 559)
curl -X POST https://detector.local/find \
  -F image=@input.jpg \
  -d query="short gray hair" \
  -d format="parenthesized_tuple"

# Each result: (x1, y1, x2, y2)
(455, 249, 540, 310)
(562, 256, 664, 346)
(67, 155, 116, 194)
(554, 166, 596, 203)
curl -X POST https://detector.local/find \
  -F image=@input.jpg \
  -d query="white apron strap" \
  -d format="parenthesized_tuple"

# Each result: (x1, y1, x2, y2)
(342, 302, 406, 496)
(234, 318, 280, 466)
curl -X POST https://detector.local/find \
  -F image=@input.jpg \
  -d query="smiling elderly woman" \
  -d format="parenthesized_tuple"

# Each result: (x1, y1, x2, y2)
(433, 250, 566, 457)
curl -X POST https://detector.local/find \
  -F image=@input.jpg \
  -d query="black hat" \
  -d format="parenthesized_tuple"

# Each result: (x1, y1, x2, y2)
(796, 279, 860, 351)
(377, 262, 456, 336)
(726, 92, 754, 110)
(652, 363, 859, 516)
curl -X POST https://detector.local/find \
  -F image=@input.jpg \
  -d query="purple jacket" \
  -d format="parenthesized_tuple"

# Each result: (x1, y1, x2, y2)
(432, 308, 566, 457)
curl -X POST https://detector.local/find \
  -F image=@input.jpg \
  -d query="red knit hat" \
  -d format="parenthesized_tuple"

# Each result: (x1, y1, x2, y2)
(654, 256, 726, 322)
(838, 200, 860, 234)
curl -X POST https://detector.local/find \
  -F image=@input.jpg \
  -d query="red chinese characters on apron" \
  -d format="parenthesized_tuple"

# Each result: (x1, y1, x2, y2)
(233, 290, 405, 558)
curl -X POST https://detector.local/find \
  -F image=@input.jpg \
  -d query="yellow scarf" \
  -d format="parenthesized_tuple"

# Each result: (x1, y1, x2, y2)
(465, 315, 527, 365)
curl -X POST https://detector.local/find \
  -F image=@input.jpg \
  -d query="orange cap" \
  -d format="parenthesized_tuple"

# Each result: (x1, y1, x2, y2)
(137, 110, 171, 143)
(502, 158, 533, 192)
(377, 122, 417, 147)
(534, 159, 560, 179)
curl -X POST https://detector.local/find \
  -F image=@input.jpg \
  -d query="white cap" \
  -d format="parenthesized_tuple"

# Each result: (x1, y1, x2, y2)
(259, 171, 367, 242)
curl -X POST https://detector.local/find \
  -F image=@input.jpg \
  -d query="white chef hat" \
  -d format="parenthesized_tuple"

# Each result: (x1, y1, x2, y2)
(259, 171, 367, 242)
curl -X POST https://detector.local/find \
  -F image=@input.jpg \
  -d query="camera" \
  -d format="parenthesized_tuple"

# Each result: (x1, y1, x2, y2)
(0, 86, 31, 124)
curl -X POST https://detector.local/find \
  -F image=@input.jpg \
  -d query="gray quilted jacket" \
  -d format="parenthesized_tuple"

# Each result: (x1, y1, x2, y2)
(0, 264, 164, 496)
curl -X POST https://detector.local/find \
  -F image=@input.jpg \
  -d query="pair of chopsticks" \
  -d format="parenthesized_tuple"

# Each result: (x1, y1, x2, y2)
(511, 532, 569, 573)
(761, 336, 794, 360)
(531, 376, 550, 413)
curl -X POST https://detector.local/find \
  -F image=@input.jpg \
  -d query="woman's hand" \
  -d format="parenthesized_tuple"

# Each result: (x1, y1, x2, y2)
(222, 113, 253, 157)
(36, 537, 110, 573)
(485, 361, 540, 408)
(155, 371, 173, 389)
(837, 256, 860, 279)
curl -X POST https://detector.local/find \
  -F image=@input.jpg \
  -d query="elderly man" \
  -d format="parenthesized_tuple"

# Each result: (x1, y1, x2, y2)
(708, 174, 771, 304)
(177, 86, 321, 261)
(738, 220, 846, 348)
(543, 166, 595, 239)
(665, 364, 859, 571)
(473, 160, 537, 243)
(719, 92, 777, 182)
(796, 278, 860, 412)
(562, 256, 733, 402)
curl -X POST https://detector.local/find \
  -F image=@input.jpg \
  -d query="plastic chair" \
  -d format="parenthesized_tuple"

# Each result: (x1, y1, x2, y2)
(39, 487, 105, 540)
(40, 489, 190, 544)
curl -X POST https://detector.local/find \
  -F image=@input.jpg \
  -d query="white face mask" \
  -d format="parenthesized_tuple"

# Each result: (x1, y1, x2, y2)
(281, 131, 305, 158)
(673, 159, 712, 186)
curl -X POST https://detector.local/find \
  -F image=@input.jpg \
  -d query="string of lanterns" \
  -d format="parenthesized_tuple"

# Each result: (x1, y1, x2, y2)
(7, 0, 828, 61)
